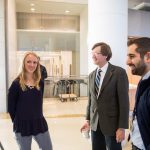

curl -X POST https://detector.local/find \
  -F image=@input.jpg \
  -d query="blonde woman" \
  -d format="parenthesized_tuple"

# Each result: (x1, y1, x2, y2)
(8, 52, 53, 150)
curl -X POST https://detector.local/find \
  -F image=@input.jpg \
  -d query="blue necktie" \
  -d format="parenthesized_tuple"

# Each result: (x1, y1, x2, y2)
(95, 69, 101, 96)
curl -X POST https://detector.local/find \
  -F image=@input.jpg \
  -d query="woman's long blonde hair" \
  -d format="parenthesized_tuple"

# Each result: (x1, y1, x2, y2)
(18, 52, 41, 91)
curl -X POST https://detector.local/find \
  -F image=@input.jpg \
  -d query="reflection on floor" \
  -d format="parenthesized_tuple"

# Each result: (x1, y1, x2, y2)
(0, 98, 131, 150)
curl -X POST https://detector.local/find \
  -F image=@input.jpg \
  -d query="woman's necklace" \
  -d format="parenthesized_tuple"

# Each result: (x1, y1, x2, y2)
(26, 85, 35, 89)
(25, 80, 35, 89)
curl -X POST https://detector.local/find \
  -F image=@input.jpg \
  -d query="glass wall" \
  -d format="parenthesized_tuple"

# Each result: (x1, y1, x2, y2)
(16, 12, 80, 75)
(15, 1, 87, 98)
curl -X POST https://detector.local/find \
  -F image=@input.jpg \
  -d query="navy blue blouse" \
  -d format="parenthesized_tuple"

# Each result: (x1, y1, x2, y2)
(8, 79, 48, 136)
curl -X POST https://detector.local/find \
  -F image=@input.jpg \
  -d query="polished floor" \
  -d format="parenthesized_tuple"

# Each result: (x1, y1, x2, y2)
(0, 98, 131, 150)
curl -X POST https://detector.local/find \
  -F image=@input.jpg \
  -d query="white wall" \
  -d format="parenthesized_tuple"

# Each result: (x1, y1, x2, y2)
(128, 9, 150, 37)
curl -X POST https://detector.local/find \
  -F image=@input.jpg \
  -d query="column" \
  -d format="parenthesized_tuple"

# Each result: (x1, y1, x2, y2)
(0, 0, 17, 112)
(0, 0, 6, 112)
(80, 7, 88, 75)
(7, 0, 17, 86)
(88, 0, 128, 73)
(80, 7, 88, 96)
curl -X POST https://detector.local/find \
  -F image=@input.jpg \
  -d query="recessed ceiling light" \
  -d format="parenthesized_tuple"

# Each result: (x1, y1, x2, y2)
(30, 3, 35, 6)
(65, 10, 70, 13)
(31, 8, 35, 12)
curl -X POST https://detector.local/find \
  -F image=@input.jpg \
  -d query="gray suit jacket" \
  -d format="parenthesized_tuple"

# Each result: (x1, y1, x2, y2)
(86, 63, 129, 136)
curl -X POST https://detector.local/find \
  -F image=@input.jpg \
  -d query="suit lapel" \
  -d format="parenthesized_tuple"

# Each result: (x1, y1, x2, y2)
(99, 64, 113, 96)
(90, 69, 97, 97)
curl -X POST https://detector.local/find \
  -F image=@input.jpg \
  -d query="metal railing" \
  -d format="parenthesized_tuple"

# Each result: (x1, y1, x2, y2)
(43, 75, 88, 98)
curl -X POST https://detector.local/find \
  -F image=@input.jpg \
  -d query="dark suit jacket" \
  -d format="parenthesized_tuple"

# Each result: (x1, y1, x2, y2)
(135, 77, 150, 149)
(40, 65, 48, 81)
(86, 63, 129, 136)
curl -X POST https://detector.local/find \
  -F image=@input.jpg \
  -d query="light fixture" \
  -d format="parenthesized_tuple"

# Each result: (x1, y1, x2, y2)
(133, 2, 150, 10)
(65, 10, 70, 13)
(30, 3, 35, 6)
(31, 8, 35, 12)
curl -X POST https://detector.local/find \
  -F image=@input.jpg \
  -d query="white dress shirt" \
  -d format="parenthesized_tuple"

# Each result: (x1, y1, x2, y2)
(131, 70, 150, 150)
(96, 62, 108, 97)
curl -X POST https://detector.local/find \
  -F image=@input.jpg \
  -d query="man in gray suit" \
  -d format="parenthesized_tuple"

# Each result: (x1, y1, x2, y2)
(81, 42, 129, 150)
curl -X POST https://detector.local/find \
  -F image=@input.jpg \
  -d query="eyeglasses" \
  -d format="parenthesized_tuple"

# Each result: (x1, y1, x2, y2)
(91, 52, 102, 55)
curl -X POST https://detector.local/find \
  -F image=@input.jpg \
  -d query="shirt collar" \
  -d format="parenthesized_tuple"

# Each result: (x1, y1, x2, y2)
(142, 70, 150, 80)
(97, 62, 108, 73)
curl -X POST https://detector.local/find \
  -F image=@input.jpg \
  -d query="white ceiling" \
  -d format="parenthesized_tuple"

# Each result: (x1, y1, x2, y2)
(16, 0, 87, 15)
(16, 0, 147, 15)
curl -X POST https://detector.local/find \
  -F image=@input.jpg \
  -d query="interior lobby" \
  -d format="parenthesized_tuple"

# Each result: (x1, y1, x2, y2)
(0, 0, 150, 149)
